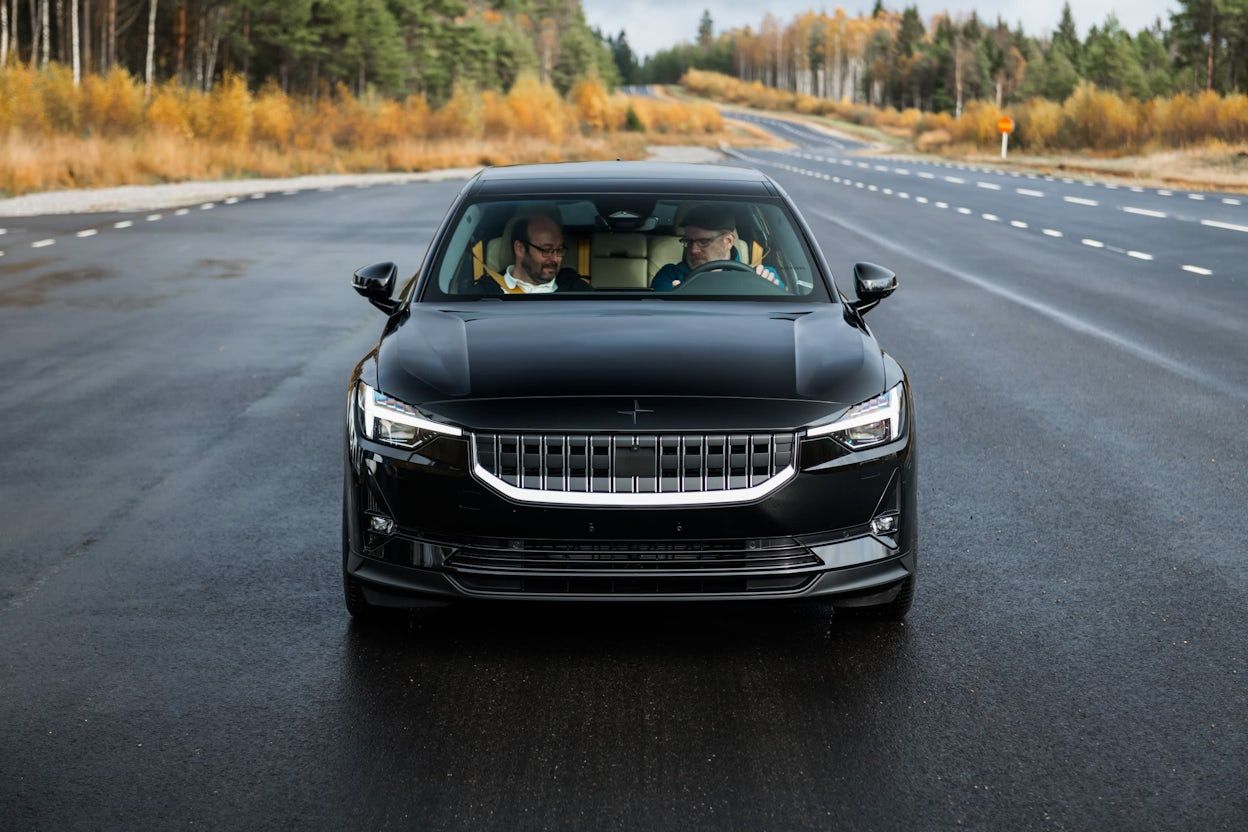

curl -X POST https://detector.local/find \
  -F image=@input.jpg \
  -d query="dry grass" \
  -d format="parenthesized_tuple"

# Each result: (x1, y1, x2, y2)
(0, 66, 738, 196)
(683, 69, 1248, 158)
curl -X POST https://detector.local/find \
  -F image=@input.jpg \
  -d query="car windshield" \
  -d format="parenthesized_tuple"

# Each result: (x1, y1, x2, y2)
(420, 195, 831, 302)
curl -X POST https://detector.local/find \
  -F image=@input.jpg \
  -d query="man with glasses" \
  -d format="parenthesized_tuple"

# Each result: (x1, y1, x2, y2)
(472, 213, 590, 294)
(651, 205, 783, 292)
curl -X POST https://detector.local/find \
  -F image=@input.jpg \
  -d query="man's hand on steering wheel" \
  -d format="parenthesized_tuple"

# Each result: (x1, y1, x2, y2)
(750, 263, 783, 289)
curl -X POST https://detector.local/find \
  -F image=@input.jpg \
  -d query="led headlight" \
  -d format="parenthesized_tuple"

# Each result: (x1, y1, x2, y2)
(807, 383, 904, 450)
(356, 381, 462, 449)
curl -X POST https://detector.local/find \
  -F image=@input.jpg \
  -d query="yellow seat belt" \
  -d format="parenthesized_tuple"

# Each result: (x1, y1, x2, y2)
(470, 241, 525, 294)
(750, 241, 766, 268)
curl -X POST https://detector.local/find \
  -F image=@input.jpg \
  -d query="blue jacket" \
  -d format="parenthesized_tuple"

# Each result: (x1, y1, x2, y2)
(651, 248, 780, 291)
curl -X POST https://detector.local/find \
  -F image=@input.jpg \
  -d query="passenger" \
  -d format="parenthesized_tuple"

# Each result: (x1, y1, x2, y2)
(472, 214, 590, 294)
(651, 205, 783, 291)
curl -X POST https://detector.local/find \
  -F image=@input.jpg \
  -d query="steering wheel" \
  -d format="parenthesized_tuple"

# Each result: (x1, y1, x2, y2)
(669, 259, 788, 295)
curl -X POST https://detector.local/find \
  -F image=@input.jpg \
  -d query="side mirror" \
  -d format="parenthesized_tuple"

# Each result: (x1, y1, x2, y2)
(352, 261, 400, 314)
(851, 262, 897, 315)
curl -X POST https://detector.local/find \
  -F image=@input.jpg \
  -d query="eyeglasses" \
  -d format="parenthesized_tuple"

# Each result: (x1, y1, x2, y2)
(523, 240, 568, 259)
(679, 232, 728, 250)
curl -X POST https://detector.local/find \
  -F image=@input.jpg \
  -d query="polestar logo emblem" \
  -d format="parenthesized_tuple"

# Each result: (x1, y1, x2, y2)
(616, 400, 654, 425)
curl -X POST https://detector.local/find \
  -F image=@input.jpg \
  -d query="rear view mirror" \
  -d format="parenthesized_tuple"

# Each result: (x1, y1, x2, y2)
(353, 262, 400, 314)
(851, 262, 897, 315)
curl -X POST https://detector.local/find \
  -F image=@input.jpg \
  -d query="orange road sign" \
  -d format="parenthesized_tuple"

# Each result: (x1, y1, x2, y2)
(998, 116, 1015, 134)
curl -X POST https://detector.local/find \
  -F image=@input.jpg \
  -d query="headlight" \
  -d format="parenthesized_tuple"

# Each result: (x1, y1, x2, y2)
(356, 381, 462, 449)
(807, 383, 904, 449)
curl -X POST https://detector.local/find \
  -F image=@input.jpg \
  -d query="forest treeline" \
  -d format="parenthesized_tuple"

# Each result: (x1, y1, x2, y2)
(0, 0, 620, 103)
(630, 2, 1248, 113)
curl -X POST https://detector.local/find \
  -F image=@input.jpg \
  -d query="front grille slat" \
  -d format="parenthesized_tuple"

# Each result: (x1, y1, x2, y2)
(472, 430, 797, 505)
(446, 537, 822, 574)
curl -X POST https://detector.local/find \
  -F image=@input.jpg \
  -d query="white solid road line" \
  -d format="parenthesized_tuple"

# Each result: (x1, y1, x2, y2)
(1122, 206, 1167, 218)
(1183, 265, 1213, 276)
(1016, 188, 1044, 197)
(1081, 238, 1105, 248)
(76, 229, 98, 237)
(32, 239, 55, 248)
(1127, 251, 1154, 260)
(1200, 219, 1248, 233)
(1043, 229, 1064, 237)
(977, 182, 1001, 190)
(113, 220, 133, 229)
(1064, 196, 1099, 206)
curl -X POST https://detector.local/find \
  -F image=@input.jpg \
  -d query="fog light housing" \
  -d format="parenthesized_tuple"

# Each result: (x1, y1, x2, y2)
(368, 515, 396, 535)
(870, 514, 898, 536)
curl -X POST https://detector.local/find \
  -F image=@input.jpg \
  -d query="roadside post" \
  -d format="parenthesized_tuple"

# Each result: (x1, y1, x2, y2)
(998, 116, 1014, 160)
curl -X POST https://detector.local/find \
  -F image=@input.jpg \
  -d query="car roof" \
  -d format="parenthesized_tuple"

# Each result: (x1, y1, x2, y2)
(470, 161, 777, 197)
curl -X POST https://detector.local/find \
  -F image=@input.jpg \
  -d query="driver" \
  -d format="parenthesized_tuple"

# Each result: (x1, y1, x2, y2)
(651, 205, 782, 292)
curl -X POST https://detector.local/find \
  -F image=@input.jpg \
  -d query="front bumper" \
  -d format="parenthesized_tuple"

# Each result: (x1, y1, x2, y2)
(345, 415, 918, 604)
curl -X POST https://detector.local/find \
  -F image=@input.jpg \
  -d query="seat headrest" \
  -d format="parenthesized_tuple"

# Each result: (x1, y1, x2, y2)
(591, 232, 646, 259)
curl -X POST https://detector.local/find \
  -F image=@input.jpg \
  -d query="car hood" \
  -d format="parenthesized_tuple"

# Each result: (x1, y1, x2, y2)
(376, 302, 883, 431)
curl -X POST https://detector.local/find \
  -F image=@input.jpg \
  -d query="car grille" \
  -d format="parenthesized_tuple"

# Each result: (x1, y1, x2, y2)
(445, 537, 822, 573)
(450, 573, 816, 596)
(470, 432, 796, 506)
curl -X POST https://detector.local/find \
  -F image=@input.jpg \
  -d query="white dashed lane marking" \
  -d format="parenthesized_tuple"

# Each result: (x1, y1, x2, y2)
(76, 229, 98, 237)
(1224, 198, 1241, 206)
(113, 220, 133, 229)
(1064, 196, 1099, 206)
(1017, 188, 1044, 197)
(175, 208, 189, 216)
(1183, 265, 1213, 276)
(1127, 251, 1154, 261)
(982, 213, 1000, 222)
(1043, 229, 1064, 237)
(944, 176, 964, 184)
(1010, 220, 1028, 229)
(977, 182, 1001, 191)
(146, 214, 162, 221)
(1123, 207, 1167, 218)
(1200, 219, 1248, 234)
(32, 239, 55, 248)
(1081, 239, 1105, 248)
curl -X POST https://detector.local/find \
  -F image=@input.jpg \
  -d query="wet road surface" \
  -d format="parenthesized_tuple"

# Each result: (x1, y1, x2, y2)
(1, 122, 1245, 830)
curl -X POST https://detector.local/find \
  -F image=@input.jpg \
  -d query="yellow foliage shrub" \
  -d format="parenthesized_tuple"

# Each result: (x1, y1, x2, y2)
(1061, 84, 1141, 151)
(0, 65, 50, 134)
(205, 74, 253, 143)
(253, 84, 295, 144)
(147, 83, 193, 138)
(81, 67, 144, 134)
(1015, 98, 1062, 150)
(572, 77, 610, 132)
(429, 84, 484, 139)
(950, 101, 1005, 146)
(505, 74, 568, 143)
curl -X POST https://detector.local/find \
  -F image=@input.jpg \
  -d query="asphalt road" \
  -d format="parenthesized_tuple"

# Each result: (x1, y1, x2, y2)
(1, 118, 1245, 831)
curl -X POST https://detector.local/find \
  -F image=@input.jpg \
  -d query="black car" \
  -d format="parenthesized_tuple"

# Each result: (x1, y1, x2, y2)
(343, 162, 916, 620)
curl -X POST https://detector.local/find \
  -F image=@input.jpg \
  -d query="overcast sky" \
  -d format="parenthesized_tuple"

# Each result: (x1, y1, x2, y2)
(582, 1, 1177, 59)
